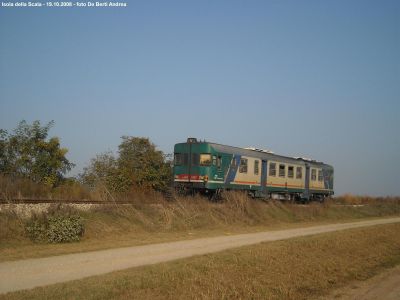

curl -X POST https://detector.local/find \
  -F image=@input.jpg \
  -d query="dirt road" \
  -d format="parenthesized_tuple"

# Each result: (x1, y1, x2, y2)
(324, 264, 400, 300)
(1, 217, 400, 294)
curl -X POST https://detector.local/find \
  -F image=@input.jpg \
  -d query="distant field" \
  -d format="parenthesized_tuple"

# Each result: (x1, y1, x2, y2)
(2, 222, 400, 300)
(1, 194, 400, 262)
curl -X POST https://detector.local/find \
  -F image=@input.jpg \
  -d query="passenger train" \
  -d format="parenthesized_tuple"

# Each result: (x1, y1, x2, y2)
(173, 138, 334, 201)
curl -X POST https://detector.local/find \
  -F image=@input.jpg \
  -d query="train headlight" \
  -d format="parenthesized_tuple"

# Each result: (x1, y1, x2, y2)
(204, 175, 209, 182)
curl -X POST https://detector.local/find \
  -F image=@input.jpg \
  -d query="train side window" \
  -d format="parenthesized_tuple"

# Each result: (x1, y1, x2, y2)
(296, 167, 302, 179)
(217, 156, 222, 169)
(279, 164, 286, 177)
(311, 169, 317, 181)
(288, 166, 294, 178)
(183, 153, 189, 165)
(254, 160, 259, 175)
(318, 170, 323, 182)
(174, 153, 183, 166)
(239, 158, 248, 173)
(269, 163, 276, 176)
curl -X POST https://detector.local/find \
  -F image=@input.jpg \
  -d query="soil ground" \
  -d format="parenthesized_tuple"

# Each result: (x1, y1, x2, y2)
(1, 216, 399, 295)
(323, 264, 400, 300)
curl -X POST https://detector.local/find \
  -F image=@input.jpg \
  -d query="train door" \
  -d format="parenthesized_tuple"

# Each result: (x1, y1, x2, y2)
(216, 155, 223, 180)
(260, 160, 268, 194)
(187, 138, 198, 184)
(304, 164, 310, 200)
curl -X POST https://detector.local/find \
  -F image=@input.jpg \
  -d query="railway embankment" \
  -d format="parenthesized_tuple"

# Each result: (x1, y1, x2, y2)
(1, 193, 400, 262)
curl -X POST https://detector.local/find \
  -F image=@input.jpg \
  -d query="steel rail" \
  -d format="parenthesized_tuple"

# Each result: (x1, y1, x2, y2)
(0, 199, 138, 204)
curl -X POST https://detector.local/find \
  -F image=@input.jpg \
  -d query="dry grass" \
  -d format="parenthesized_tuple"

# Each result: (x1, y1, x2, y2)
(1, 193, 400, 262)
(0, 175, 50, 200)
(334, 193, 400, 205)
(0, 175, 93, 201)
(2, 223, 400, 300)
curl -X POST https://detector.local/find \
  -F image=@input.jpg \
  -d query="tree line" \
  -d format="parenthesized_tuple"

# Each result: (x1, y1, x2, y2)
(0, 120, 172, 193)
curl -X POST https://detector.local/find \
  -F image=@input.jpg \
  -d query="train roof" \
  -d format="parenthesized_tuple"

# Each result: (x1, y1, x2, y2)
(175, 138, 333, 169)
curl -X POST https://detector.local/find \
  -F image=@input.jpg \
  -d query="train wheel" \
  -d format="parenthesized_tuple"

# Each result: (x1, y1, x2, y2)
(210, 189, 224, 202)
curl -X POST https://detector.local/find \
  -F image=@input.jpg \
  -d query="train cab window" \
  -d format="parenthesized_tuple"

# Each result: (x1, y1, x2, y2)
(288, 166, 294, 178)
(279, 164, 286, 177)
(183, 153, 189, 165)
(191, 153, 199, 166)
(239, 158, 248, 173)
(254, 160, 259, 175)
(217, 156, 222, 169)
(269, 163, 276, 176)
(200, 154, 212, 166)
(311, 169, 317, 181)
(296, 167, 302, 179)
(174, 153, 183, 166)
(318, 170, 323, 182)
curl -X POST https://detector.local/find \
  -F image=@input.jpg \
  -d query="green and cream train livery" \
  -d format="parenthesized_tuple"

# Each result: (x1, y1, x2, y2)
(173, 138, 334, 201)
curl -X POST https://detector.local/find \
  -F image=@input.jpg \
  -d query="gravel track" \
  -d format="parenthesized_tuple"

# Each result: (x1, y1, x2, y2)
(1, 217, 400, 294)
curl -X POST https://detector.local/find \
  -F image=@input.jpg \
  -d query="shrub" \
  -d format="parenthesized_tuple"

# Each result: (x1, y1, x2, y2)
(46, 215, 84, 243)
(25, 206, 85, 243)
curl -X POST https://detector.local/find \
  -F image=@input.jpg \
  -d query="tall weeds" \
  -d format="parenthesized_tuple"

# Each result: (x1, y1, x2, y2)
(2, 175, 400, 246)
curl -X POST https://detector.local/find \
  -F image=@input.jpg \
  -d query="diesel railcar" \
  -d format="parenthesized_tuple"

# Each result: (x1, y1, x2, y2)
(173, 138, 334, 201)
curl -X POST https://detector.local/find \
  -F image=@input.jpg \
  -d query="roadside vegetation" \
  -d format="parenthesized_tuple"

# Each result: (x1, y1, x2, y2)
(0, 120, 73, 188)
(80, 136, 172, 193)
(1, 120, 400, 263)
(25, 205, 84, 243)
(1, 192, 400, 262)
(2, 223, 400, 300)
(0, 120, 172, 202)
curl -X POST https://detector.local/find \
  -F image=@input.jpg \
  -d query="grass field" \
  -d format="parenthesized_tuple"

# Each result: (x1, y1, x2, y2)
(1, 193, 400, 262)
(2, 222, 400, 299)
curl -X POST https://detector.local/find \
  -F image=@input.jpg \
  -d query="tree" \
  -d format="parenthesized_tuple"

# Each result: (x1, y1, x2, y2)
(0, 129, 8, 172)
(118, 136, 171, 191)
(0, 120, 74, 186)
(80, 137, 172, 193)
(79, 152, 131, 193)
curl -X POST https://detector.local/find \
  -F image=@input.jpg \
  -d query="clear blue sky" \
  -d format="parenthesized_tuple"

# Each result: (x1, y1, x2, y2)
(1, 0, 399, 196)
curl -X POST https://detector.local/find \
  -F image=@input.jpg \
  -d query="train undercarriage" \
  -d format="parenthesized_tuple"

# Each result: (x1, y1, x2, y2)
(174, 182, 331, 203)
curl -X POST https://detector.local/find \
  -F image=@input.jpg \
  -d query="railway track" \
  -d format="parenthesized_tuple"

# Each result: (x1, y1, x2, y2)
(0, 199, 141, 205)
(0, 188, 176, 204)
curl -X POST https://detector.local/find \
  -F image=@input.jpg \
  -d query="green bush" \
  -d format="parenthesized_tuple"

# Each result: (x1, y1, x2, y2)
(25, 207, 84, 243)
(46, 215, 84, 243)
